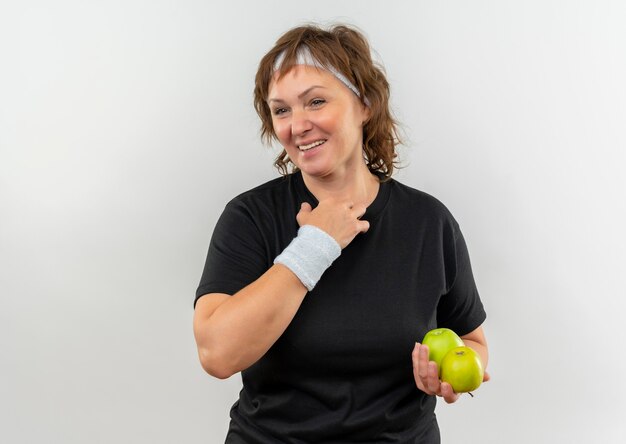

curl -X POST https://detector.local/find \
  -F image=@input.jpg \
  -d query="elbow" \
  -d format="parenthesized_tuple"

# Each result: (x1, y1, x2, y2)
(206, 365, 236, 381)
(198, 347, 237, 380)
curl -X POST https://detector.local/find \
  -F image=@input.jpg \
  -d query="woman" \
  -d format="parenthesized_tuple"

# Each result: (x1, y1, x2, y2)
(193, 24, 489, 443)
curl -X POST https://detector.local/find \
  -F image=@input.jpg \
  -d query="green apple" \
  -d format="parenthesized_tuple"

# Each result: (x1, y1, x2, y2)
(440, 346, 484, 393)
(422, 328, 464, 375)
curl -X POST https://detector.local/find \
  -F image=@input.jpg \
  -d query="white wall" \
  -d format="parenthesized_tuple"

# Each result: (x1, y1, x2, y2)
(1, 1, 625, 442)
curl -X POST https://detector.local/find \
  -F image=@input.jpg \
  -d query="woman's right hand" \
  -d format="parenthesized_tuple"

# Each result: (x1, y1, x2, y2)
(296, 200, 370, 249)
(194, 199, 369, 377)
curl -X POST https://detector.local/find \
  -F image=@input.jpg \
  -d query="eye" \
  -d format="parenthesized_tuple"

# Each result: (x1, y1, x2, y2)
(310, 98, 326, 107)
(272, 107, 289, 116)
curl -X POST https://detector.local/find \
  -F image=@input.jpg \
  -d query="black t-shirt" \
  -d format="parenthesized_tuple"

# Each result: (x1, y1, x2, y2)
(196, 171, 486, 443)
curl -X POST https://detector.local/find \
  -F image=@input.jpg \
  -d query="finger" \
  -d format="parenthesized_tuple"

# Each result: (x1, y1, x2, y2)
(440, 382, 460, 404)
(483, 371, 490, 382)
(412, 342, 420, 366)
(412, 343, 426, 391)
(357, 220, 370, 233)
(426, 361, 440, 394)
(417, 345, 428, 388)
(411, 342, 426, 392)
(418, 346, 438, 396)
(296, 202, 312, 226)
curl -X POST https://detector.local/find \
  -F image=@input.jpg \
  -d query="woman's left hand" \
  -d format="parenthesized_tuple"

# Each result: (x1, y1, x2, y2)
(412, 327, 490, 404)
(412, 342, 490, 404)
(412, 343, 459, 403)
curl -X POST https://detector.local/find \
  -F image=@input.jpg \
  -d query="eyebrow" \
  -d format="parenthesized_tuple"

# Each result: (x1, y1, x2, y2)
(268, 85, 326, 103)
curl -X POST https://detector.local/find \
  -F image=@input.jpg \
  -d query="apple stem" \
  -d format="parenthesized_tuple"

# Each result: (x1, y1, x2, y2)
(467, 392, 474, 398)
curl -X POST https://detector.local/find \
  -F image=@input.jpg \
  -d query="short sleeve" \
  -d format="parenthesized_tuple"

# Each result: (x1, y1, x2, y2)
(436, 228, 486, 336)
(194, 199, 269, 307)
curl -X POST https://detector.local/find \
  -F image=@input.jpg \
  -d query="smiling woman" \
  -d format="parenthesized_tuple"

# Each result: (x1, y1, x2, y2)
(267, 66, 370, 181)
(193, 23, 488, 443)
(254, 25, 400, 180)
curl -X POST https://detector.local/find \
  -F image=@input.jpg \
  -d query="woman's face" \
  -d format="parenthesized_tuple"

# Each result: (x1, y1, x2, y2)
(267, 65, 370, 180)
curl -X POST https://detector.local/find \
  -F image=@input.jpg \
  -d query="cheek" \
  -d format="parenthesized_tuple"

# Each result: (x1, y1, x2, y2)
(331, 114, 359, 141)
(272, 119, 291, 144)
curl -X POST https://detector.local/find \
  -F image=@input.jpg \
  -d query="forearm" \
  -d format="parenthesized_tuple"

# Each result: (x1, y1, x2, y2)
(460, 326, 488, 371)
(195, 264, 308, 378)
(462, 338, 489, 370)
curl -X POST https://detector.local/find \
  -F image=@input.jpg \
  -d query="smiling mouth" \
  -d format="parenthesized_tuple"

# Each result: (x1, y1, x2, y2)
(298, 140, 327, 151)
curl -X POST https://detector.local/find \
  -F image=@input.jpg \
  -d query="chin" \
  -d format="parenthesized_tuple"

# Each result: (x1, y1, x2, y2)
(301, 158, 338, 175)
(299, 167, 328, 179)
(293, 160, 327, 177)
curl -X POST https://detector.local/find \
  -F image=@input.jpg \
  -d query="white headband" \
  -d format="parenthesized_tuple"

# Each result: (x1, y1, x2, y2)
(273, 46, 370, 106)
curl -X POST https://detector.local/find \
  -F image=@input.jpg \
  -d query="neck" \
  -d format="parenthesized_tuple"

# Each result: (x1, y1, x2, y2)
(301, 162, 380, 207)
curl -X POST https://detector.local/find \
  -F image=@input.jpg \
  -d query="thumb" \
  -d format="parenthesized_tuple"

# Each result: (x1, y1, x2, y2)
(296, 202, 312, 225)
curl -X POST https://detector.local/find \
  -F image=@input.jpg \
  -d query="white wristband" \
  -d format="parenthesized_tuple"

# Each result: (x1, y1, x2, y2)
(274, 225, 341, 291)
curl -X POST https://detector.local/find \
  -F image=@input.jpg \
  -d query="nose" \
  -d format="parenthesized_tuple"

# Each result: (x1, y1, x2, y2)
(291, 108, 313, 137)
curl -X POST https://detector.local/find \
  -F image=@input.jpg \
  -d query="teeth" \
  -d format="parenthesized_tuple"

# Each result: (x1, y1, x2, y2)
(299, 140, 326, 151)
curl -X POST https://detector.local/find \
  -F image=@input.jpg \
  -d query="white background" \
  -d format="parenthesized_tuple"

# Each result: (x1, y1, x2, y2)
(1, 1, 625, 443)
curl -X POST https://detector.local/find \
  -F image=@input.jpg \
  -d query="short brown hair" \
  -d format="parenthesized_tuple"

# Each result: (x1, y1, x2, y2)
(254, 24, 401, 180)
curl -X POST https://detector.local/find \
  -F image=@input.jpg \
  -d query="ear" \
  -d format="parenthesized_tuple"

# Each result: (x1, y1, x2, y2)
(361, 101, 372, 125)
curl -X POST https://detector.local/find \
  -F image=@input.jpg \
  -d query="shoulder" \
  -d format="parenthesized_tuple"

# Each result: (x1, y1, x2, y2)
(216, 174, 301, 242)
(230, 175, 290, 202)
(224, 174, 293, 213)
(211, 176, 292, 246)
(388, 179, 458, 228)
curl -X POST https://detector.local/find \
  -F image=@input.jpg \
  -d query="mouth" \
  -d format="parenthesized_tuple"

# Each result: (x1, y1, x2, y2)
(298, 139, 327, 151)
